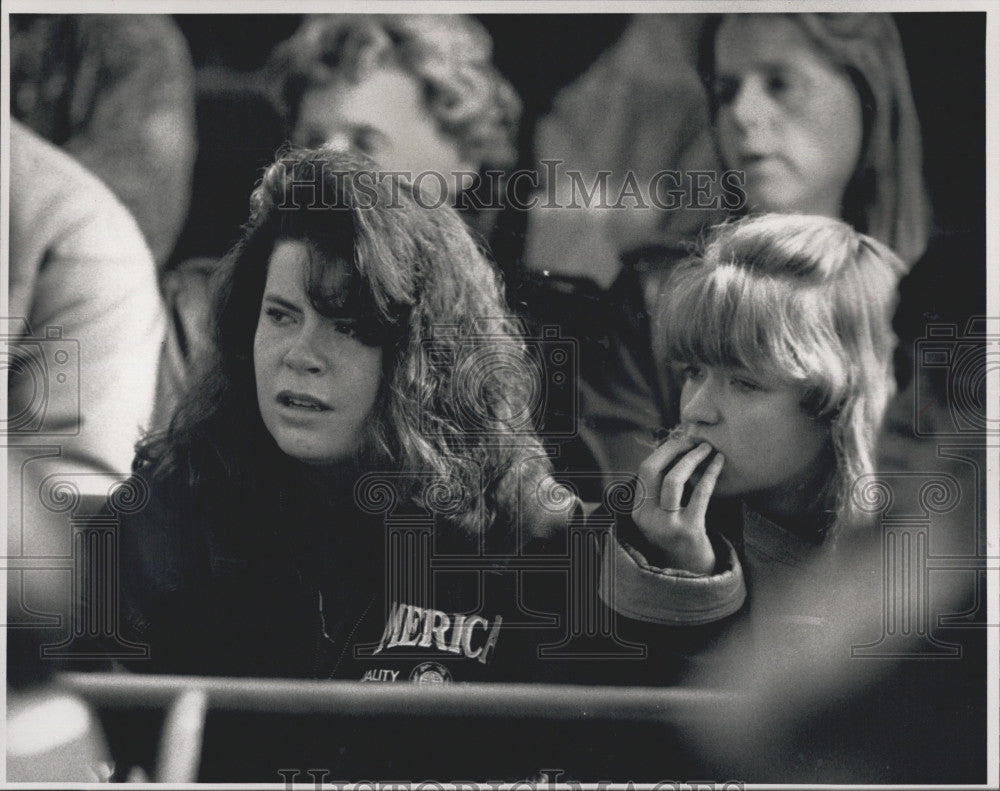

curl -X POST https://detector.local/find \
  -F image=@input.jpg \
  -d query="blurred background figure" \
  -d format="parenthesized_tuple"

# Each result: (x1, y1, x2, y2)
(10, 13, 201, 441)
(518, 16, 723, 495)
(6, 119, 165, 782)
(524, 15, 720, 290)
(7, 120, 166, 616)
(699, 12, 930, 266)
(268, 13, 520, 223)
(10, 14, 198, 271)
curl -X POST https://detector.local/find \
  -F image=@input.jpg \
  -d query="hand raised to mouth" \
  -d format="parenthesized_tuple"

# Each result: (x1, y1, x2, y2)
(633, 427, 725, 575)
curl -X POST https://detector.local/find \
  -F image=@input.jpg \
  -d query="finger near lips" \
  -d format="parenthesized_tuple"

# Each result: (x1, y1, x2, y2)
(637, 433, 697, 507)
(689, 451, 725, 513)
(686, 446, 722, 489)
(659, 442, 714, 510)
(647, 432, 697, 470)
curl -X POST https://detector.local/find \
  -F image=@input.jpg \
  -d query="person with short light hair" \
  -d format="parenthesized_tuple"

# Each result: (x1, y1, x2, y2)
(603, 213, 906, 625)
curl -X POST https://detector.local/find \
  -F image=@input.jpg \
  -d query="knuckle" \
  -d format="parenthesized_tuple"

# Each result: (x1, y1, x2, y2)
(660, 478, 684, 497)
(663, 466, 687, 483)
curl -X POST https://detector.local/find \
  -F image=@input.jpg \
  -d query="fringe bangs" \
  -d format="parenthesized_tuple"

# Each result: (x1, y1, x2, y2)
(657, 214, 906, 539)
(660, 259, 850, 409)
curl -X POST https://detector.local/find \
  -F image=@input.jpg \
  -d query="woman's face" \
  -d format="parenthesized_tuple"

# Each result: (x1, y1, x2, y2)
(713, 15, 864, 218)
(678, 363, 829, 503)
(254, 240, 383, 467)
(294, 66, 473, 203)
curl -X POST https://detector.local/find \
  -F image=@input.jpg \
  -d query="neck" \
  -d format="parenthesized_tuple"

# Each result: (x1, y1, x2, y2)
(280, 454, 361, 500)
(753, 187, 845, 221)
(793, 190, 844, 221)
(743, 459, 834, 540)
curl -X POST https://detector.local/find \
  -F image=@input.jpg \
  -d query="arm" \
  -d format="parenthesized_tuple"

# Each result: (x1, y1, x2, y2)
(598, 434, 747, 626)
(599, 514, 745, 626)
(7, 121, 166, 619)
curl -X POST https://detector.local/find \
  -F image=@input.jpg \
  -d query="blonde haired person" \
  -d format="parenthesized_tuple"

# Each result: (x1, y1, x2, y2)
(602, 214, 906, 630)
(521, 12, 931, 492)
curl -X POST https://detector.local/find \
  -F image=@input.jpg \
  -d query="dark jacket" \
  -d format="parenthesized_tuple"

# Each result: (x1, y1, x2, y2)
(95, 459, 737, 686)
(105, 461, 560, 683)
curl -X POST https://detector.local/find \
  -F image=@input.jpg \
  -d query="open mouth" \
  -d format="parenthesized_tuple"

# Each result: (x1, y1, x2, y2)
(277, 391, 331, 411)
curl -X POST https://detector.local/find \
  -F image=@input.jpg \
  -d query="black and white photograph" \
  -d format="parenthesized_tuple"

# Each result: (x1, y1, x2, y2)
(3, 1, 997, 786)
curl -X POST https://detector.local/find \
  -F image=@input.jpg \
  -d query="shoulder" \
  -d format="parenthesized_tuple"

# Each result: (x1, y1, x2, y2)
(11, 122, 128, 221)
(9, 121, 151, 267)
(496, 471, 581, 547)
(110, 468, 208, 601)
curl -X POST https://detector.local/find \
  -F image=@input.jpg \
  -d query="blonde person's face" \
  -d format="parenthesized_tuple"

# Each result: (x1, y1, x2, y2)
(713, 15, 864, 219)
(294, 66, 474, 203)
(677, 363, 829, 502)
(254, 241, 383, 467)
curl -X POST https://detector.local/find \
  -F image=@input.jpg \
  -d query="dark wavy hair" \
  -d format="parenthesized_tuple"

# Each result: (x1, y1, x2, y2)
(139, 147, 566, 542)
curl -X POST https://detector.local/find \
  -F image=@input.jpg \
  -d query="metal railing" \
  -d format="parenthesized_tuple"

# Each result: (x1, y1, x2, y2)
(56, 672, 738, 782)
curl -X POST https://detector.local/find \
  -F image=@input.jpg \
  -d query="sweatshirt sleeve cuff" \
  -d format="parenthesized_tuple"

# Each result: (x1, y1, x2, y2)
(599, 529, 746, 625)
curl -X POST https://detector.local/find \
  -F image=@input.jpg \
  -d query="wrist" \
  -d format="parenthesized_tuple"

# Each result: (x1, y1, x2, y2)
(656, 531, 717, 575)
(617, 512, 719, 576)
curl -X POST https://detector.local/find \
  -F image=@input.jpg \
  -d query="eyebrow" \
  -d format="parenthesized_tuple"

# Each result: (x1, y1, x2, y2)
(715, 60, 790, 78)
(304, 122, 387, 147)
(261, 294, 302, 314)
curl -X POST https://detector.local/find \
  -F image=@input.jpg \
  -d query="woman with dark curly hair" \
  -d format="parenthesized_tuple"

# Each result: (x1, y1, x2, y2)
(101, 147, 573, 680)
(154, 15, 524, 434)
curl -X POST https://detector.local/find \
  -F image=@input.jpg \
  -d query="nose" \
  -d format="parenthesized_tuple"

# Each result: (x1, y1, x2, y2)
(727, 77, 770, 134)
(680, 377, 722, 427)
(282, 323, 326, 374)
